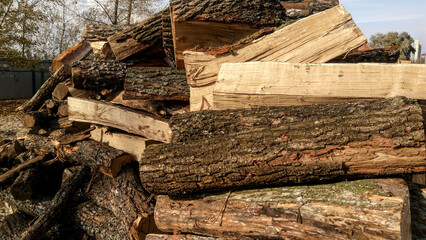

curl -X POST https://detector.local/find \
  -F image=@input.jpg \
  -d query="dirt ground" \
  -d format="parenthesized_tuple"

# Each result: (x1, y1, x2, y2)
(0, 99, 29, 143)
(0, 99, 27, 115)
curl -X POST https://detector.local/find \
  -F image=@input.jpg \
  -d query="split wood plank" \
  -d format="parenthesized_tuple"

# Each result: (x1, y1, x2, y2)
(68, 97, 171, 143)
(213, 62, 426, 110)
(90, 126, 159, 162)
(51, 40, 92, 74)
(141, 98, 426, 196)
(183, 5, 366, 111)
(155, 179, 411, 240)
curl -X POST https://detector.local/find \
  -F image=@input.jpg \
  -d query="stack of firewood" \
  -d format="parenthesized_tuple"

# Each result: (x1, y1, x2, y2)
(1, 0, 426, 239)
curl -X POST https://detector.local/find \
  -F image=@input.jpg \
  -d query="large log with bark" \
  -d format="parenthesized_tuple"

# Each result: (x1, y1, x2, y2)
(60, 140, 133, 178)
(17, 65, 71, 112)
(141, 98, 426, 196)
(329, 45, 401, 63)
(21, 111, 53, 128)
(72, 60, 127, 90)
(87, 164, 156, 240)
(184, 5, 366, 110)
(162, 8, 175, 67)
(170, 0, 289, 69)
(82, 24, 128, 41)
(108, 10, 164, 61)
(51, 40, 92, 74)
(212, 62, 426, 110)
(155, 179, 411, 240)
(68, 97, 171, 142)
(146, 235, 222, 240)
(124, 68, 189, 101)
(409, 182, 426, 239)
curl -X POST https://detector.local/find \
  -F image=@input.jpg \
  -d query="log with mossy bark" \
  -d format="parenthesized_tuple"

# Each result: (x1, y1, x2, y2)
(184, 5, 367, 110)
(108, 10, 164, 61)
(155, 179, 411, 240)
(124, 68, 189, 101)
(72, 60, 127, 90)
(141, 98, 426, 196)
(170, 0, 289, 69)
(87, 164, 155, 240)
(329, 45, 400, 63)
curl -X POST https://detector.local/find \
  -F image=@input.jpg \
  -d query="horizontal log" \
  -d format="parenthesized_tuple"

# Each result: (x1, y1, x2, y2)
(68, 97, 171, 142)
(146, 235, 222, 240)
(162, 8, 175, 67)
(90, 126, 159, 162)
(155, 179, 411, 240)
(52, 82, 70, 100)
(0, 190, 51, 217)
(212, 62, 426, 110)
(72, 60, 127, 90)
(329, 45, 400, 63)
(108, 10, 164, 61)
(21, 111, 53, 128)
(141, 98, 426, 196)
(124, 68, 189, 101)
(281, 0, 340, 18)
(82, 24, 128, 41)
(184, 5, 366, 110)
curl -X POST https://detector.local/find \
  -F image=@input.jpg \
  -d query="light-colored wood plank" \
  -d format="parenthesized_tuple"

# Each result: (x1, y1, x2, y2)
(68, 97, 171, 143)
(90, 126, 159, 162)
(51, 40, 92, 74)
(213, 62, 426, 110)
(184, 5, 366, 111)
(90, 41, 107, 54)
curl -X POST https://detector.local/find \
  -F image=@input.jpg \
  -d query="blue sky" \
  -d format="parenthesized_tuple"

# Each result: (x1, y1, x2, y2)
(340, 0, 426, 53)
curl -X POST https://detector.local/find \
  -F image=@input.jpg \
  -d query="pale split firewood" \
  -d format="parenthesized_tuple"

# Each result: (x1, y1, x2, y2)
(17, 65, 71, 112)
(141, 98, 426, 196)
(60, 140, 133, 178)
(90, 126, 159, 162)
(184, 5, 366, 111)
(52, 82, 70, 100)
(51, 40, 92, 74)
(19, 166, 89, 240)
(57, 104, 68, 117)
(155, 179, 411, 240)
(170, 0, 288, 69)
(124, 67, 189, 101)
(212, 62, 426, 110)
(68, 97, 171, 143)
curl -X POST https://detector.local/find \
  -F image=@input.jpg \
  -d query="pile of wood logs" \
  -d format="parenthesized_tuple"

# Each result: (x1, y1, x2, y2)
(1, 0, 426, 239)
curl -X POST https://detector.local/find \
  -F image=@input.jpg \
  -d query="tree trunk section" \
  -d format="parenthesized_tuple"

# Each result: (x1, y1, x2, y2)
(108, 10, 164, 61)
(184, 5, 366, 110)
(60, 140, 133, 178)
(21, 111, 53, 128)
(72, 60, 127, 90)
(155, 179, 411, 240)
(329, 45, 400, 63)
(52, 82, 70, 100)
(124, 68, 189, 101)
(17, 65, 71, 112)
(141, 98, 426, 196)
(87, 164, 155, 240)
(19, 166, 89, 240)
(82, 24, 128, 41)
(68, 97, 171, 143)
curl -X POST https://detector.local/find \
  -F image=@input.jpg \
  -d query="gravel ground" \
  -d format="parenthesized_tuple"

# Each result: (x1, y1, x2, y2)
(0, 99, 29, 142)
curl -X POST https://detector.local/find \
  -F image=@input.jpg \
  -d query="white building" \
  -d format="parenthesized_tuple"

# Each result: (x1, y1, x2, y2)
(413, 40, 422, 63)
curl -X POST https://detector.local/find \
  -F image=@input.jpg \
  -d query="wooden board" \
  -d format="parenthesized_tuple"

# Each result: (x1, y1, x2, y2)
(51, 40, 92, 74)
(155, 179, 411, 240)
(213, 62, 426, 110)
(68, 97, 171, 143)
(90, 126, 159, 162)
(183, 5, 366, 111)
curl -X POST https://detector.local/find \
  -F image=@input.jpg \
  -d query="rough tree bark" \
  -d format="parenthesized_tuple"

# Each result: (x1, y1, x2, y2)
(0, 212, 33, 240)
(146, 235, 222, 240)
(108, 10, 164, 61)
(162, 9, 175, 67)
(82, 24, 128, 41)
(141, 98, 426, 196)
(87, 164, 156, 240)
(329, 45, 401, 63)
(409, 182, 426, 239)
(124, 68, 189, 101)
(17, 65, 71, 112)
(60, 140, 134, 178)
(155, 179, 411, 240)
(72, 60, 127, 90)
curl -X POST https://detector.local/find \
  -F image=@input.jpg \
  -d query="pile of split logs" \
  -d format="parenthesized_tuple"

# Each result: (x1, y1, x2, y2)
(1, 0, 426, 239)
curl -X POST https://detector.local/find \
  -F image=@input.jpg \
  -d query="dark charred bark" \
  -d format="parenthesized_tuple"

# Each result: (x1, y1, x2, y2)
(60, 140, 133, 178)
(19, 166, 90, 240)
(72, 60, 127, 90)
(0, 190, 51, 217)
(141, 98, 426, 196)
(82, 24, 128, 41)
(87, 164, 155, 240)
(23, 134, 55, 153)
(171, 0, 287, 25)
(10, 168, 44, 201)
(17, 65, 71, 112)
(409, 182, 426, 239)
(0, 212, 33, 240)
(108, 10, 164, 61)
(329, 45, 401, 63)
(0, 140, 26, 168)
(124, 68, 189, 101)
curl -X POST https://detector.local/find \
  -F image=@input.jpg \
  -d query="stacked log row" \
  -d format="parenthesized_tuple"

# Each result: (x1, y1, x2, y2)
(72, 60, 127, 90)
